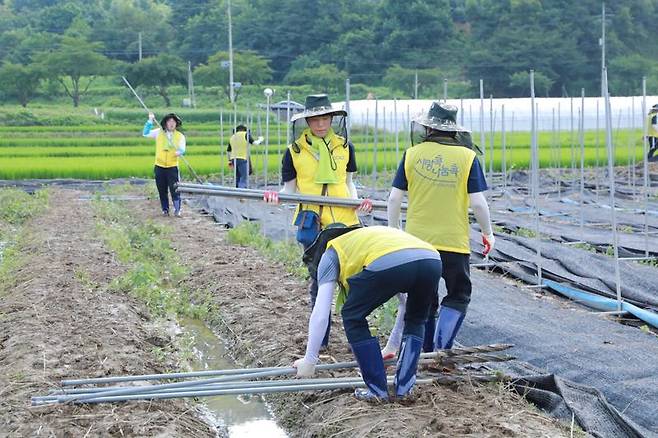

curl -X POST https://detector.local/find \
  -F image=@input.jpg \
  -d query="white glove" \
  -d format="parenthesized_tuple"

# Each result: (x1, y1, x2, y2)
(482, 233, 495, 256)
(381, 344, 398, 360)
(293, 358, 316, 377)
(253, 136, 265, 145)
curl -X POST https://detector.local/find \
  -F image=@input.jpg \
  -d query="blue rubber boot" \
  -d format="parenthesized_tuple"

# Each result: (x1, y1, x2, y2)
(173, 199, 182, 217)
(394, 335, 423, 397)
(422, 316, 436, 352)
(350, 337, 389, 401)
(433, 307, 465, 350)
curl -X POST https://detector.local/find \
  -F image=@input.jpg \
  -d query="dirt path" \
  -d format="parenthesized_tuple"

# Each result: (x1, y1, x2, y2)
(0, 189, 214, 436)
(135, 196, 572, 437)
(0, 186, 572, 437)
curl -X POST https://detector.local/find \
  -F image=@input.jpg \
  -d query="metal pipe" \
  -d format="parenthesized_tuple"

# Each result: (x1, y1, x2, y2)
(530, 71, 542, 287)
(36, 377, 444, 406)
(60, 343, 511, 387)
(642, 78, 650, 258)
(50, 376, 372, 397)
(602, 68, 623, 312)
(175, 184, 406, 211)
(579, 89, 586, 237)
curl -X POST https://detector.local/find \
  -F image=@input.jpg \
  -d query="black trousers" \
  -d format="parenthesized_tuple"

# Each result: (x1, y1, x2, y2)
(341, 258, 443, 344)
(428, 251, 471, 316)
(154, 165, 180, 212)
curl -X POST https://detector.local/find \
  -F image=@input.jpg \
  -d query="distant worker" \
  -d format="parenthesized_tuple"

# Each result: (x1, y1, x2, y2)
(293, 226, 442, 401)
(647, 104, 658, 162)
(143, 112, 186, 217)
(263, 94, 372, 348)
(227, 125, 263, 188)
(387, 102, 494, 355)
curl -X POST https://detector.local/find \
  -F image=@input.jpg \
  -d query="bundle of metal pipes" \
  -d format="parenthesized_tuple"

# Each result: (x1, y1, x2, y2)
(32, 344, 512, 406)
(175, 182, 407, 212)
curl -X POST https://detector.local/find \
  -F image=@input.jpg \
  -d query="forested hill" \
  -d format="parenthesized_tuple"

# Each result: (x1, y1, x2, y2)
(1, 0, 657, 98)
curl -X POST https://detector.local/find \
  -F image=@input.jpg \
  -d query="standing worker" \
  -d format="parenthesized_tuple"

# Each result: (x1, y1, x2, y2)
(143, 112, 186, 217)
(387, 102, 494, 354)
(293, 226, 442, 401)
(647, 104, 658, 162)
(263, 94, 372, 347)
(227, 124, 263, 188)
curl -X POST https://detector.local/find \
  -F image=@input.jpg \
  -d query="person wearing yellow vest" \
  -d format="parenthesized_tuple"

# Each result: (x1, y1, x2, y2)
(143, 112, 186, 216)
(262, 94, 373, 348)
(292, 226, 442, 401)
(387, 102, 494, 354)
(227, 125, 263, 188)
(646, 104, 658, 162)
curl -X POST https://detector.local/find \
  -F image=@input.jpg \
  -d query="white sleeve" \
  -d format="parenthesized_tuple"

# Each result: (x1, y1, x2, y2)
(280, 179, 298, 194)
(346, 172, 358, 199)
(177, 133, 186, 153)
(387, 187, 405, 229)
(469, 192, 493, 235)
(303, 281, 335, 364)
(383, 293, 407, 353)
(145, 128, 160, 139)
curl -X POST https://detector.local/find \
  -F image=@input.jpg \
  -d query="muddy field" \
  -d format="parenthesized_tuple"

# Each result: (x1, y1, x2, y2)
(0, 186, 573, 437)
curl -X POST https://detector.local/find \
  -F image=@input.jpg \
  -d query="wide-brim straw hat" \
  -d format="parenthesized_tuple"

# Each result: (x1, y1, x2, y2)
(290, 94, 347, 123)
(413, 102, 469, 132)
(160, 113, 182, 129)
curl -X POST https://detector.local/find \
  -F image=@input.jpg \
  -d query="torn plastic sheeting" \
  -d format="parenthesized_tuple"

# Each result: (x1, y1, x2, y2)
(544, 280, 658, 330)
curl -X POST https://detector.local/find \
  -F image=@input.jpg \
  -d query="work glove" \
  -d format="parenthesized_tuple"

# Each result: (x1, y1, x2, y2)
(356, 198, 373, 214)
(381, 346, 397, 360)
(148, 112, 155, 122)
(263, 190, 279, 204)
(293, 358, 316, 378)
(482, 233, 495, 256)
(175, 150, 183, 156)
(253, 136, 265, 145)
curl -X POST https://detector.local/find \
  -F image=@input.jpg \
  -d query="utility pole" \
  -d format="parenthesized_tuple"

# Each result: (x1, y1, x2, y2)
(600, 2, 605, 97)
(138, 32, 142, 61)
(443, 78, 448, 101)
(345, 78, 351, 136)
(414, 70, 418, 100)
(187, 61, 196, 108)
(227, 0, 235, 105)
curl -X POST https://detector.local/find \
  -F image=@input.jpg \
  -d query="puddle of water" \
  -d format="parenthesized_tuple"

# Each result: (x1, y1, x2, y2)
(180, 318, 288, 438)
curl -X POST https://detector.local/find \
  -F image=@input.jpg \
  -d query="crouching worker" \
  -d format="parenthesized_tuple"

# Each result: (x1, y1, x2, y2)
(293, 226, 442, 400)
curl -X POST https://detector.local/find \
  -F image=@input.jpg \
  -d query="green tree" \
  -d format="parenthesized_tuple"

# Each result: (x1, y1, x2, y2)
(509, 71, 554, 97)
(194, 50, 273, 101)
(608, 55, 658, 96)
(91, 0, 173, 63)
(284, 64, 347, 94)
(0, 62, 44, 107)
(382, 65, 446, 98)
(34, 35, 114, 107)
(124, 54, 187, 107)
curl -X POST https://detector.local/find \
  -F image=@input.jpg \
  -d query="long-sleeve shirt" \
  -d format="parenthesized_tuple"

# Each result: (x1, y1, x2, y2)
(143, 121, 186, 153)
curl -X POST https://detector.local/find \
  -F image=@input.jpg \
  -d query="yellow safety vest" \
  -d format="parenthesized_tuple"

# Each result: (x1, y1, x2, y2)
(155, 130, 184, 168)
(289, 133, 359, 228)
(229, 131, 249, 160)
(404, 141, 475, 254)
(647, 113, 658, 137)
(328, 226, 435, 292)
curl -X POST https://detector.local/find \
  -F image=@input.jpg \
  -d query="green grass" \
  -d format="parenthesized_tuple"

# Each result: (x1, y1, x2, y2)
(0, 188, 49, 225)
(227, 221, 308, 279)
(0, 188, 49, 296)
(93, 194, 216, 319)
